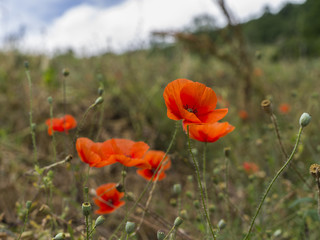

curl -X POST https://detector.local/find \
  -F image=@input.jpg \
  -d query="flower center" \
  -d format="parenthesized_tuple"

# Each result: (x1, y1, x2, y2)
(184, 104, 198, 114)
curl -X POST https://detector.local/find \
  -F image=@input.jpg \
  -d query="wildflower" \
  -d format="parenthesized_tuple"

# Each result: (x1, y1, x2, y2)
(278, 103, 290, 114)
(163, 79, 228, 124)
(243, 162, 259, 174)
(45, 114, 77, 135)
(238, 110, 249, 120)
(102, 139, 150, 168)
(76, 138, 116, 167)
(136, 150, 171, 181)
(93, 183, 125, 214)
(183, 122, 235, 143)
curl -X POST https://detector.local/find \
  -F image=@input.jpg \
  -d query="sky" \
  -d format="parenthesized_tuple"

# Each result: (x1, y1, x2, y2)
(0, 0, 305, 56)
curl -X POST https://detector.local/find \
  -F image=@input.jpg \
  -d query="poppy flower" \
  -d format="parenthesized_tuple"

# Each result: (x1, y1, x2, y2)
(183, 122, 235, 143)
(163, 79, 228, 124)
(238, 110, 249, 120)
(243, 162, 259, 174)
(76, 138, 117, 167)
(278, 103, 290, 114)
(93, 183, 125, 214)
(101, 139, 150, 168)
(45, 114, 77, 136)
(137, 150, 171, 181)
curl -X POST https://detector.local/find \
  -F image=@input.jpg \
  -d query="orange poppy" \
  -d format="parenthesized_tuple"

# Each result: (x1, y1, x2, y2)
(93, 183, 125, 214)
(45, 114, 77, 135)
(76, 138, 116, 167)
(163, 79, 228, 124)
(238, 110, 249, 120)
(278, 103, 290, 114)
(137, 150, 171, 181)
(243, 162, 259, 174)
(101, 139, 150, 168)
(183, 122, 235, 142)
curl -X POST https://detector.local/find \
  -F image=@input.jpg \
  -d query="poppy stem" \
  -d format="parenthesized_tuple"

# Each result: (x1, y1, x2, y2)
(24, 64, 38, 165)
(109, 122, 179, 240)
(187, 126, 216, 239)
(48, 98, 57, 162)
(202, 142, 210, 237)
(243, 126, 304, 240)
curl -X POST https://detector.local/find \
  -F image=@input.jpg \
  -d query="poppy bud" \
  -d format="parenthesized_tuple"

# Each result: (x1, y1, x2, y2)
(261, 99, 273, 115)
(125, 221, 135, 234)
(62, 68, 69, 77)
(53, 233, 65, 240)
(217, 219, 226, 230)
(31, 123, 36, 131)
(39, 204, 51, 215)
(47, 96, 53, 104)
(169, 198, 177, 207)
(173, 184, 182, 195)
(82, 202, 91, 217)
(299, 113, 311, 127)
(187, 175, 193, 182)
(26, 200, 32, 210)
(173, 217, 183, 227)
(94, 215, 105, 227)
(98, 87, 104, 96)
(157, 230, 165, 240)
(193, 200, 200, 209)
(94, 96, 104, 105)
(116, 183, 124, 192)
(180, 209, 188, 219)
(24, 61, 29, 69)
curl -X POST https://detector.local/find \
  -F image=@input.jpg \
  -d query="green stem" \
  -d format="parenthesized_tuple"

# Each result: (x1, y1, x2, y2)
(202, 142, 210, 237)
(49, 101, 57, 162)
(85, 215, 89, 240)
(163, 225, 176, 240)
(243, 126, 304, 240)
(25, 67, 38, 164)
(187, 126, 216, 239)
(109, 122, 179, 240)
(17, 208, 30, 240)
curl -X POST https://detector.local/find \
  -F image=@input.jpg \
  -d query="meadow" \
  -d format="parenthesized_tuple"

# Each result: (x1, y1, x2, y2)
(0, 41, 320, 240)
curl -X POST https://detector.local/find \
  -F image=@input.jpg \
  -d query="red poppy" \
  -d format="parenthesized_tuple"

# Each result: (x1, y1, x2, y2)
(45, 114, 77, 136)
(279, 103, 290, 114)
(137, 150, 171, 181)
(76, 138, 117, 167)
(238, 110, 249, 120)
(93, 183, 125, 214)
(183, 122, 235, 142)
(163, 79, 228, 124)
(243, 162, 259, 174)
(101, 139, 150, 168)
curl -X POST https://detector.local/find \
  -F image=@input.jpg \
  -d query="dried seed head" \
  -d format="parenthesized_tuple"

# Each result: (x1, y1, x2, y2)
(82, 202, 91, 217)
(261, 99, 273, 115)
(309, 164, 320, 178)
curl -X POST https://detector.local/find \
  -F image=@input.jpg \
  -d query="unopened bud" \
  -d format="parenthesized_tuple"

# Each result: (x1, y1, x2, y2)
(31, 123, 36, 131)
(47, 96, 53, 104)
(62, 68, 69, 77)
(125, 221, 135, 234)
(217, 219, 226, 230)
(173, 217, 183, 227)
(24, 61, 29, 69)
(157, 230, 165, 240)
(98, 87, 104, 96)
(26, 201, 32, 210)
(173, 184, 182, 195)
(53, 233, 65, 240)
(116, 183, 124, 192)
(94, 215, 105, 227)
(193, 200, 200, 209)
(94, 96, 103, 105)
(82, 202, 91, 217)
(299, 113, 311, 127)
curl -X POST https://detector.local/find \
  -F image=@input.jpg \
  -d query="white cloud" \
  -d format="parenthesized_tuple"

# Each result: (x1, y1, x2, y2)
(15, 0, 306, 56)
